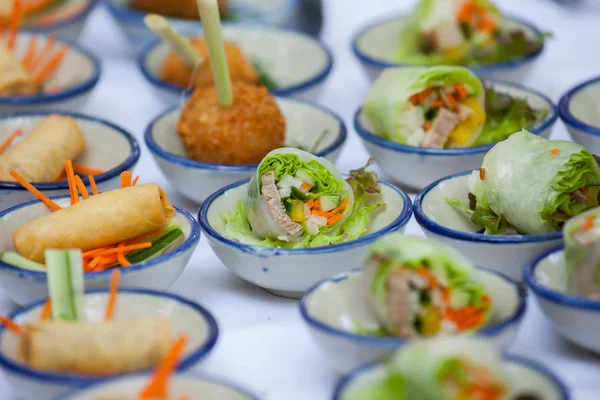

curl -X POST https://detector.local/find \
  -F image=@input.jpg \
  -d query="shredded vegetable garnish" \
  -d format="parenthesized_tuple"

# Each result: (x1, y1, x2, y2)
(132, 175, 140, 186)
(550, 149, 560, 155)
(0, 128, 22, 153)
(0, 315, 21, 334)
(6, 0, 23, 50)
(64, 160, 78, 205)
(581, 215, 594, 231)
(105, 269, 120, 321)
(9, 171, 61, 211)
(73, 175, 89, 199)
(139, 334, 189, 399)
(39, 299, 51, 321)
(121, 171, 132, 188)
(479, 168, 486, 180)
(34, 45, 68, 85)
(72, 163, 104, 175)
(89, 175, 98, 195)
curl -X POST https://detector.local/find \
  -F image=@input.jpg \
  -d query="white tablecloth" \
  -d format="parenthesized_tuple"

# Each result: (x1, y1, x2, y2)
(2, 0, 600, 398)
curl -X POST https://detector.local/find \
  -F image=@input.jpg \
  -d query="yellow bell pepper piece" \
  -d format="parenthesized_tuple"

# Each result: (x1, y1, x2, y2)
(421, 305, 442, 336)
(448, 97, 485, 147)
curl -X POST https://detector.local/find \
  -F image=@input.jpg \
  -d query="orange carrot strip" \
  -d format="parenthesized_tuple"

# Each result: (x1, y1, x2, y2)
(117, 242, 131, 267)
(479, 168, 486, 180)
(72, 163, 104, 175)
(85, 243, 152, 258)
(104, 269, 121, 320)
(21, 36, 38, 70)
(9, 171, 61, 211)
(0, 315, 21, 334)
(581, 215, 594, 231)
(120, 171, 132, 188)
(454, 83, 469, 99)
(131, 176, 140, 186)
(89, 175, 98, 195)
(457, 2, 476, 24)
(139, 335, 189, 399)
(64, 160, 78, 205)
(550, 149, 560, 155)
(432, 100, 444, 108)
(34, 46, 68, 85)
(30, 34, 55, 69)
(305, 198, 314, 208)
(39, 299, 51, 321)
(6, 0, 24, 50)
(73, 175, 89, 199)
(82, 246, 114, 259)
(443, 92, 458, 109)
(423, 121, 433, 131)
(0, 128, 22, 153)
(478, 16, 496, 32)
(330, 198, 350, 215)
(327, 214, 343, 225)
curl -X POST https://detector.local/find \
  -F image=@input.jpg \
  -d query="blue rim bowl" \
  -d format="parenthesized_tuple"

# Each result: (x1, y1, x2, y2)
(0, 288, 218, 386)
(18, 0, 99, 33)
(0, 33, 101, 106)
(351, 14, 546, 75)
(145, 98, 347, 173)
(559, 75, 600, 137)
(300, 266, 527, 346)
(414, 170, 563, 244)
(0, 111, 140, 191)
(0, 196, 201, 281)
(138, 23, 334, 99)
(355, 79, 557, 157)
(198, 179, 413, 257)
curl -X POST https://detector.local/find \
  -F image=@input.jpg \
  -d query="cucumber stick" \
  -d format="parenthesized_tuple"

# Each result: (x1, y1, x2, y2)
(0, 252, 46, 272)
(46, 249, 85, 322)
(127, 227, 184, 264)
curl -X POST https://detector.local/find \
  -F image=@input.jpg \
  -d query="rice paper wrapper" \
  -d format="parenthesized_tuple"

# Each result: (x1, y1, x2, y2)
(564, 207, 600, 298)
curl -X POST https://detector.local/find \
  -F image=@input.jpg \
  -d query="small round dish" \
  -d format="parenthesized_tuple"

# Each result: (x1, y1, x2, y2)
(352, 14, 545, 83)
(58, 372, 260, 400)
(334, 355, 570, 400)
(145, 97, 346, 204)
(6, 0, 99, 41)
(559, 75, 600, 154)
(198, 179, 412, 299)
(0, 196, 200, 305)
(525, 246, 600, 354)
(300, 267, 526, 374)
(0, 111, 140, 211)
(414, 171, 562, 281)
(0, 33, 101, 113)
(106, 0, 299, 51)
(355, 80, 557, 191)
(139, 24, 333, 104)
(0, 289, 219, 400)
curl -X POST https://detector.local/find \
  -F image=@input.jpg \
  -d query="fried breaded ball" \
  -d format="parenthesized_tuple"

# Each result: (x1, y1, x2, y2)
(160, 38, 259, 90)
(132, 0, 228, 20)
(177, 82, 285, 165)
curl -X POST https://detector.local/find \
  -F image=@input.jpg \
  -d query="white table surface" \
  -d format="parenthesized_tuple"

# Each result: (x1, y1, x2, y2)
(2, 0, 600, 399)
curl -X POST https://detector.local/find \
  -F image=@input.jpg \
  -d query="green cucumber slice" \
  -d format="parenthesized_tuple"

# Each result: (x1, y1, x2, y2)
(0, 252, 46, 272)
(46, 249, 84, 322)
(127, 227, 184, 264)
(320, 195, 341, 212)
(295, 169, 316, 187)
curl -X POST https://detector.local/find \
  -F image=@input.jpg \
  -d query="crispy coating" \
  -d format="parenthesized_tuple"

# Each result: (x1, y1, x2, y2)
(177, 82, 285, 165)
(160, 38, 258, 90)
(132, 0, 228, 20)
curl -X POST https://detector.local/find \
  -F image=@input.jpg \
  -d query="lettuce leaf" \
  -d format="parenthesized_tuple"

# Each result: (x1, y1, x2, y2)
(344, 373, 407, 400)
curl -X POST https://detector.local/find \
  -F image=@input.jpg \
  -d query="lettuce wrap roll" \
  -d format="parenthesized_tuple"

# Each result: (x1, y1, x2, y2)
(360, 234, 491, 338)
(564, 208, 600, 299)
(364, 66, 485, 148)
(457, 130, 600, 235)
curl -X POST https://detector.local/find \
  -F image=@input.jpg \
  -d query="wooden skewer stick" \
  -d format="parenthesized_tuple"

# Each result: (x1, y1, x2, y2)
(144, 14, 203, 67)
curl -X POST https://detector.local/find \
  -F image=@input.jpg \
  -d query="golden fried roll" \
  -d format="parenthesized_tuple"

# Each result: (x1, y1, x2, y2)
(13, 183, 175, 263)
(0, 41, 37, 96)
(21, 318, 171, 375)
(132, 0, 228, 20)
(160, 38, 258, 90)
(178, 82, 285, 165)
(0, 115, 86, 182)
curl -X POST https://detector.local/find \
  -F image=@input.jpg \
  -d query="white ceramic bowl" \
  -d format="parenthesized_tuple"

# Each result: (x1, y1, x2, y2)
(414, 171, 562, 282)
(300, 268, 526, 374)
(0, 289, 219, 400)
(559, 75, 600, 154)
(525, 247, 600, 354)
(59, 373, 259, 399)
(352, 14, 545, 83)
(355, 80, 557, 192)
(0, 33, 101, 113)
(145, 98, 347, 204)
(334, 355, 570, 400)
(139, 25, 333, 104)
(0, 196, 201, 305)
(11, 0, 99, 41)
(0, 111, 140, 212)
(106, 0, 299, 51)
(199, 180, 412, 299)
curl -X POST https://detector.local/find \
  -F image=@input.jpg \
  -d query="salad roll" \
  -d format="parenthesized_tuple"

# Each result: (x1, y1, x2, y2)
(0, 115, 86, 182)
(21, 318, 170, 375)
(364, 66, 485, 148)
(0, 41, 37, 96)
(13, 183, 175, 263)
(461, 130, 600, 234)
(361, 234, 491, 337)
(565, 208, 600, 299)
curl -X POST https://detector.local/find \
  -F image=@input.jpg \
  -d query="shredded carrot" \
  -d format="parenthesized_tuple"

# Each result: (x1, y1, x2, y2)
(478, 16, 496, 32)
(121, 171, 132, 188)
(423, 121, 433, 131)
(72, 163, 104, 175)
(330, 198, 350, 215)
(550, 149, 560, 155)
(73, 175, 89, 200)
(409, 94, 420, 106)
(0, 128, 22, 153)
(301, 182, 311, 191)
(89, 175, 98, 195)
(9, 171, 61, 211)
(131, 176, 140, 186)
(581, 215, 594, 231)
(116, 242, 131, 267)
(479, 168, 486, 180)
(305, 198, 314, 208)
(457, 2, 477, 24)
(327, 214, 343, 225)
(39, 299, 51, 321)
(104, 269, 121, 321)
(64, 160, 78, 205)
(0, 315, 21, 334)
(443, 92, 458, 109)
(432, 100, 445, 108)
(416, 267, 440, 288)
(444, 306, 485, 331)
(21, 35, 37, 71)
(454, 83, 469, 100)
(30, 34, 55, 70)
(34, 46, 68, 85)
(6, 0, 23, 50)
(82, 242, 151, 259)
(139, 335, 189, 399)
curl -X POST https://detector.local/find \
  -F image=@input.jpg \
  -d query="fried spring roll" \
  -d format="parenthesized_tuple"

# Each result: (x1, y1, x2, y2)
(21, 318, 171, 375)
(0, 41, 37, 96)
(0, 115, 86, 182)
(13, 183, 176, 263)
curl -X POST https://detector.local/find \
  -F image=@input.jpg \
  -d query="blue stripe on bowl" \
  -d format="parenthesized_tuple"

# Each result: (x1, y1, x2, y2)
(0, 111, 140, 190)
(351, 14, 545, 74)
(198, 179, 412, 256)
(525, 246, 600, 310)
(144, 98, 347, 172)
(19, 0, 100, 32)
(0, 195, 200, 280)
(355, 79, 557, 156)
(413, 170, 562, 244)
(300, 266, 526, 346)
(0, 34, 101, 105)
(558, 75, 600, 137)
(138, 23, 334, 99)
(0, 288, 218, 385)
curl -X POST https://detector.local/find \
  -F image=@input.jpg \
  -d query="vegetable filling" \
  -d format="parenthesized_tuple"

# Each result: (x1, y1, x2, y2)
(439, 358, 508, 400)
